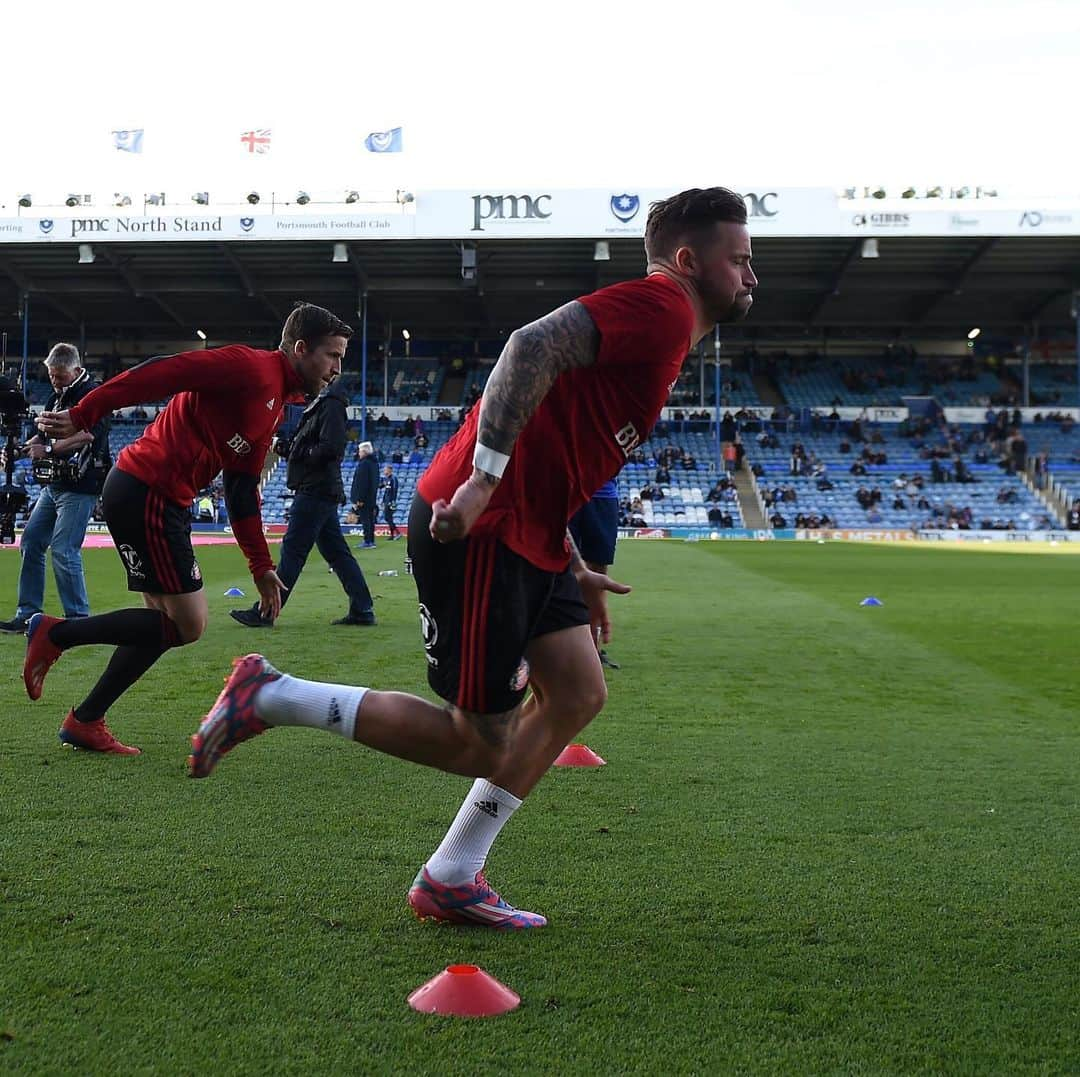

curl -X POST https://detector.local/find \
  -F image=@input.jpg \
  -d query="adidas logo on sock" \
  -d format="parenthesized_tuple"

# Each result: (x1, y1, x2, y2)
(475, 800, 499, 818)
(328, 698, 342, 726)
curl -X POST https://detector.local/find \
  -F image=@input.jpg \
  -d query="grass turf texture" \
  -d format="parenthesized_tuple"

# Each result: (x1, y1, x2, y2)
(1, 539, 1078, 1075)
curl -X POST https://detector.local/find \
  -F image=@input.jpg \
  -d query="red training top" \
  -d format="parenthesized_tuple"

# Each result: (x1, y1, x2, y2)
(68, 345, 305, 579)
(419, 274, 694, 571)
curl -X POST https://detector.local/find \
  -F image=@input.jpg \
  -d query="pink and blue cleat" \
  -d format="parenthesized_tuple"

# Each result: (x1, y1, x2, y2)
(188, 654, 280, 778)
(408, 866, 547, 929)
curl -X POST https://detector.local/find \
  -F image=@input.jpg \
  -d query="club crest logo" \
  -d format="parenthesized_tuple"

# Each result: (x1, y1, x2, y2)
(118, 544, 144, 576)
(509, 657, 530, 693)
(610, 194, 640, 223)
(239, 217, 255, 233)
(39, 219, 54, 235)
(418, 603, 438, 650)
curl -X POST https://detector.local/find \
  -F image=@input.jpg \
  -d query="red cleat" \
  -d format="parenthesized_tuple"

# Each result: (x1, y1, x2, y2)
(59, 711, 141, 755)
(24, 613, 64, 701)
(188, 654, 280, 778)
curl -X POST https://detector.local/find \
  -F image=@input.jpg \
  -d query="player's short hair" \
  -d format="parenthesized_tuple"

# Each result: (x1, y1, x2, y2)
(45, 343, 81, 369)
(280, 302, 354, 354)
(644, 187, 748, 262)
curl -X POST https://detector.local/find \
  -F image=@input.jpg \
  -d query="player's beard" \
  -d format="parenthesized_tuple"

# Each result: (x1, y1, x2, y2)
(715, 293, 753, 324)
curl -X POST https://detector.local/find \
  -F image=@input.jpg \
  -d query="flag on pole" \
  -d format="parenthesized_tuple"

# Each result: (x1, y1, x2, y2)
(112, 129, 144, 153)
(364, 127, 403, 153)
(240, 129, 272, 155)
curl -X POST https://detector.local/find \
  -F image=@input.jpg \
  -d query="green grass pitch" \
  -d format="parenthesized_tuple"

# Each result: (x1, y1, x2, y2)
(1, 538, 1078, 1074)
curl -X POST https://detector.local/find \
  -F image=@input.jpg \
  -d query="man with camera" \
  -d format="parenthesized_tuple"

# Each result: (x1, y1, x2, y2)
(0, 344, 109, 634)
(230, 377, 376, 628)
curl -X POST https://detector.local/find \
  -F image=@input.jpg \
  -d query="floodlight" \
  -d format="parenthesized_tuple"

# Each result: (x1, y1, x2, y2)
(967, 327, 981, 340)
(246, 191, 260, 205)
(192, 192, 209, 205)
(65, 194, 79, 207)
(17, 194, 31, 208)
(861, 238, 879, 259)
(296, 191, 311, 205)
(332, 243, 348, 263)
(926, 186, 943, 198)
(396, 190, 415, 204)
(951, 186, 971, 199)
(77, 244, 95, 264)
(345, 190, 360, 204)
(901, 187, 916, 199)
(593, 241, 611, 261)
(196, 329, 207, 341)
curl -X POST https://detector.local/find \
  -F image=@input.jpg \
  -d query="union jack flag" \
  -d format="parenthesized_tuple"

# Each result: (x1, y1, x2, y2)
(240, 129, 272, 154)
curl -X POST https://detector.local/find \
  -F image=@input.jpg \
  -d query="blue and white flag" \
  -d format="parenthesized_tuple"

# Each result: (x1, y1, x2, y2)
(364, 127, 403, 153)
(112, 129, 144, 153)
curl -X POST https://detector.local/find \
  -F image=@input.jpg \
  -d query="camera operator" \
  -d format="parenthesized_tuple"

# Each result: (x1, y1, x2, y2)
(230, 378, 376, 628)
(0, 345, 110, 633)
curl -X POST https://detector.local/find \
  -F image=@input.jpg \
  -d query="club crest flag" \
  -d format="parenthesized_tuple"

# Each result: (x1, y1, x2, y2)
(240, 129, 272, 155)
(364, 127, 403, 153)
(112, 129, 144, 154)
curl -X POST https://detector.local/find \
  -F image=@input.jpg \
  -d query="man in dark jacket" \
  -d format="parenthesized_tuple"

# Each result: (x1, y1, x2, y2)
(231, 382, 375, 627)
(350, 440, 379, 548)
(380, 464, 400, 540)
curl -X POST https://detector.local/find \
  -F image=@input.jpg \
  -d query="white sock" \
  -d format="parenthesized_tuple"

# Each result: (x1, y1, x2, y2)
(253, 674, 367, 742)
(425, 779, 522, 886)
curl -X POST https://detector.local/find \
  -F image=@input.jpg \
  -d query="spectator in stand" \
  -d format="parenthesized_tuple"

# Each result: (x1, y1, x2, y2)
(720, 411, 736, 442)
(655, 465, 671, 485)
(722, 441, 737, 473)
(408, 447, 426, 466)
(769, 510, 787, 528)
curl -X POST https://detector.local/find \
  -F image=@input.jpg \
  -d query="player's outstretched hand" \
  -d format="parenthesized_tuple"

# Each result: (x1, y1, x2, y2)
(37, 410, 76, 439)
(429, 473, 495, 543)
(577, 569, 632, 648)
(255, 569, 288, 621)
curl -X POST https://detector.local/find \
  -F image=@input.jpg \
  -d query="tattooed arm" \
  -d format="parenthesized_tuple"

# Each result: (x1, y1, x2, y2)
(430, 300, 600, 543)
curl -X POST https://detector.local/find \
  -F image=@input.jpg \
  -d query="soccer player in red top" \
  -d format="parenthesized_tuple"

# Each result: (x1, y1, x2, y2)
(189, 189, 757, 928)
(27, 303, 351, 754)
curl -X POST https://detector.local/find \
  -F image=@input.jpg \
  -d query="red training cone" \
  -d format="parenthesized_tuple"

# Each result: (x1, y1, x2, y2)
(553, 743, 606, 767)
(407, 964, 520, 1017)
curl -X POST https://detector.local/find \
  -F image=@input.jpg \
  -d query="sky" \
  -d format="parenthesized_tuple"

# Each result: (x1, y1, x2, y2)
(4, 0, 1079, 204)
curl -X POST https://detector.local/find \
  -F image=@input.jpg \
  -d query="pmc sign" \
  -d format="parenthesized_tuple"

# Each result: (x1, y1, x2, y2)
(472, 194, 552, 231)
(741, 191, 778, 218)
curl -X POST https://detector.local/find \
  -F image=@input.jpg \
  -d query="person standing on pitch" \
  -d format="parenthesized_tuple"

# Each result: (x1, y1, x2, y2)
(350, 441, 379, 548)
(568, 480, 622, 669)
(0, 344, 111, 634)
(189, 188, 757, 928)
(230, 377, 376, 628)
(25, 303, 351, 754)
(380, 464, 400, 540)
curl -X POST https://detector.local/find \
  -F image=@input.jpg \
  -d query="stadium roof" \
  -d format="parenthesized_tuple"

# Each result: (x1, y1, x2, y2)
(0, 235, 1077, 345)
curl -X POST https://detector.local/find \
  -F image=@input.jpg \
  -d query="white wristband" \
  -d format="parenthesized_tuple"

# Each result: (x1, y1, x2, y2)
(473, 442, 510, 479)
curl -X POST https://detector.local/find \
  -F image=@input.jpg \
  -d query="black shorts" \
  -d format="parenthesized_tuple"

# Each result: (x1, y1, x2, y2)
(102, 467, 203, 595)
(569, 497, 619, 566)
(408, 495, 590, 715)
